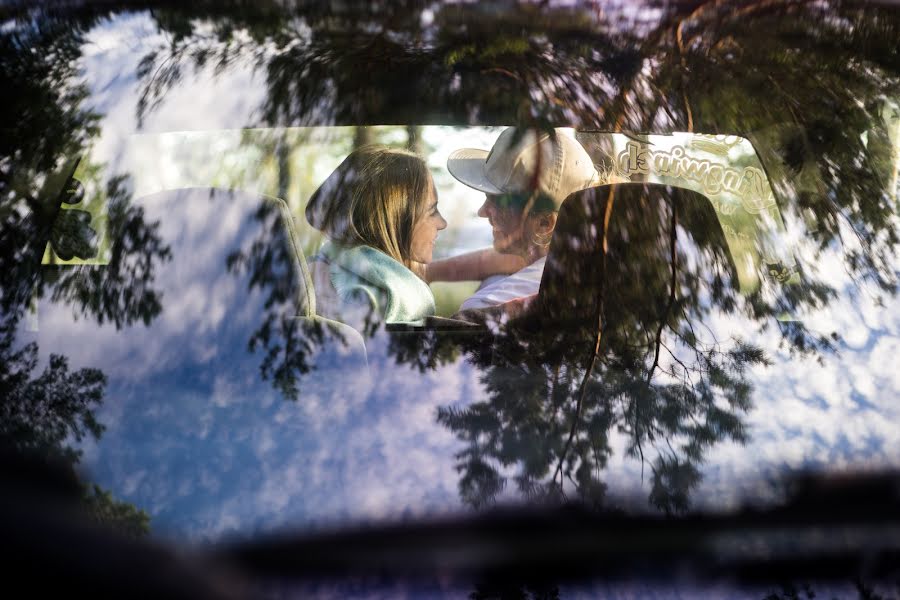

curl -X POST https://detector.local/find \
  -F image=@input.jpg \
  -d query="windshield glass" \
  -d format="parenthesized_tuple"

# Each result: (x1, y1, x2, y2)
(3, 1, 899, 595)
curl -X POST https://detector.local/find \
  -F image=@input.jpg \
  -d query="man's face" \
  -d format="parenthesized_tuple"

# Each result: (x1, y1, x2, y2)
(476, 194, 526, 256)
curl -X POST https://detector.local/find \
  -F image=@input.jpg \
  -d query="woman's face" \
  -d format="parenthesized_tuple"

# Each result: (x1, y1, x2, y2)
(409, 181, 447, 264)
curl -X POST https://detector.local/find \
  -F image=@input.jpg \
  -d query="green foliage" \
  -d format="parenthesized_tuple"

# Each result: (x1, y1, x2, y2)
(1, 10, 165, 537)
(0, 315, 152, 536)
(0, 319, 106, 466)
(444, 37, 531, 67)
(49, 208, 98, 261)
(432, 281, 480, 318)
(83, 484, 152, 538)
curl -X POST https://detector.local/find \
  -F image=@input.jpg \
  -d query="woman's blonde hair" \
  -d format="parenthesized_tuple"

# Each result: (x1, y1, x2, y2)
(306, 145, 432, 266)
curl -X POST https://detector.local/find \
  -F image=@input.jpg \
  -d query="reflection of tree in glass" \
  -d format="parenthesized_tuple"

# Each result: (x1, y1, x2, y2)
(226, 200, 307, 401)
(762, 580, 895, 600)
(387, 330, 465, 374)
(43, 174, 173, 328)
(2, 168, 174, 333)
(0, 317, 104, 465)
(2, 2, 897, 593)
(1, 5, 174, 328)
(430, 160, 877, 518)
(135, 3, 435, 126)
(1, 8, 100, 315)
(0, 9, 174, 536)
(0, 314, 150, 536)
(134, 2, 625, 128)
(225, 199, 358, 402)
(419, 186, 775, 515)
(676, 4, 900, 294)
(129, 0, 900, 515)
(135, 2, 897, 289)
(133, 3, 898, 372)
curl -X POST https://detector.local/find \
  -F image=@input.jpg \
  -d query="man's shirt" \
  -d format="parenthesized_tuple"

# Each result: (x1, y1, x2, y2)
(458, 256, 546, 311)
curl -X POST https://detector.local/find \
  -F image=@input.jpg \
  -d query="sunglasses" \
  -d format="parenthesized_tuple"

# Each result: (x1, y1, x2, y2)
(487, 192, 556, 212)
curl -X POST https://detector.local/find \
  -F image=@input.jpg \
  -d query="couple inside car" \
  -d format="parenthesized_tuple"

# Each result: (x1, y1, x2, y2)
(305, 127, 598, 331)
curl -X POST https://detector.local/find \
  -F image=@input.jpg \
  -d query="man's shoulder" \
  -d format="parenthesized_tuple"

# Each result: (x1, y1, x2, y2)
(459, 257, 546, 311)
(487, 256, 545, 290)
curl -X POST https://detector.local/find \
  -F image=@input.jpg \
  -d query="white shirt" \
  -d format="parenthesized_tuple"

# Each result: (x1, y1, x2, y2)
(459, 256, 546, 311)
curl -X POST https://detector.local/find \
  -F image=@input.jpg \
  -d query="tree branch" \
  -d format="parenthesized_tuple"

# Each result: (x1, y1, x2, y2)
(647, 196, 679, 385)
(554, 187, 615, 489)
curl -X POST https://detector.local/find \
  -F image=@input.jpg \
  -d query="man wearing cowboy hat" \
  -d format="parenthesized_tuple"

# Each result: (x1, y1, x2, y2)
(422, 127, 598, 313)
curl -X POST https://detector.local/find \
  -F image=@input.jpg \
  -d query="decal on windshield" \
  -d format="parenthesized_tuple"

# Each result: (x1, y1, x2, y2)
(583, 132, 802, 295)
(616, 140, 772, 213)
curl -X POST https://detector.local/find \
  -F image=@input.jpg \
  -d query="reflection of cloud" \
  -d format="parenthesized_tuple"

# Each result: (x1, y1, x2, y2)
(211, 374, 240, 409)
(548, 247, 900, 514)
(122, 469, 146, 496)
(32, 234, 900, 541)
(54, 316, 480, 542)
(34, 194, 269, 382)
(83, 12, 264, 144)
(28, 193, 900, 541)
(666, 272, 900, 511)
(27, 10, 900, 534)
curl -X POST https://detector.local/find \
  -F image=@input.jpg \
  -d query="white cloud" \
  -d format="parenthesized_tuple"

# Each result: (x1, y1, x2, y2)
(122, 468, 146, 496)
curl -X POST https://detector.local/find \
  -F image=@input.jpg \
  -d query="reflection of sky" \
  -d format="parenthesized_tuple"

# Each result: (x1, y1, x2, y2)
(31, 227, 900, 543)
(82, 12, 266, 173)
(78, 12, 505, 259)
(78, 12, 523, 260)
(31, 11, 900, 543)
(26, 188, 479, 543)
(594, 218, 900, 509)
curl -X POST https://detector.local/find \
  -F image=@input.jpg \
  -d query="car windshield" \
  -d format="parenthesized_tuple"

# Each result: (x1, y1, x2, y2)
(3, 1, 900, 597)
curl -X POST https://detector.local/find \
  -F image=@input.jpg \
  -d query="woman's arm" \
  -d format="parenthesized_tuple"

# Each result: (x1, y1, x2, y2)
(411, 248, 526, 283)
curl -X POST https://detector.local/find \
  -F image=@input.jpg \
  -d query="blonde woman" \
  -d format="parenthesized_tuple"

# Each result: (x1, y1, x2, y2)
(305, 146, 448, 330)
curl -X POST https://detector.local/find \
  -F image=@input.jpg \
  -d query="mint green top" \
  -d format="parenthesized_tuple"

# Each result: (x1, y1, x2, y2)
(319, 241, 435, 325)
